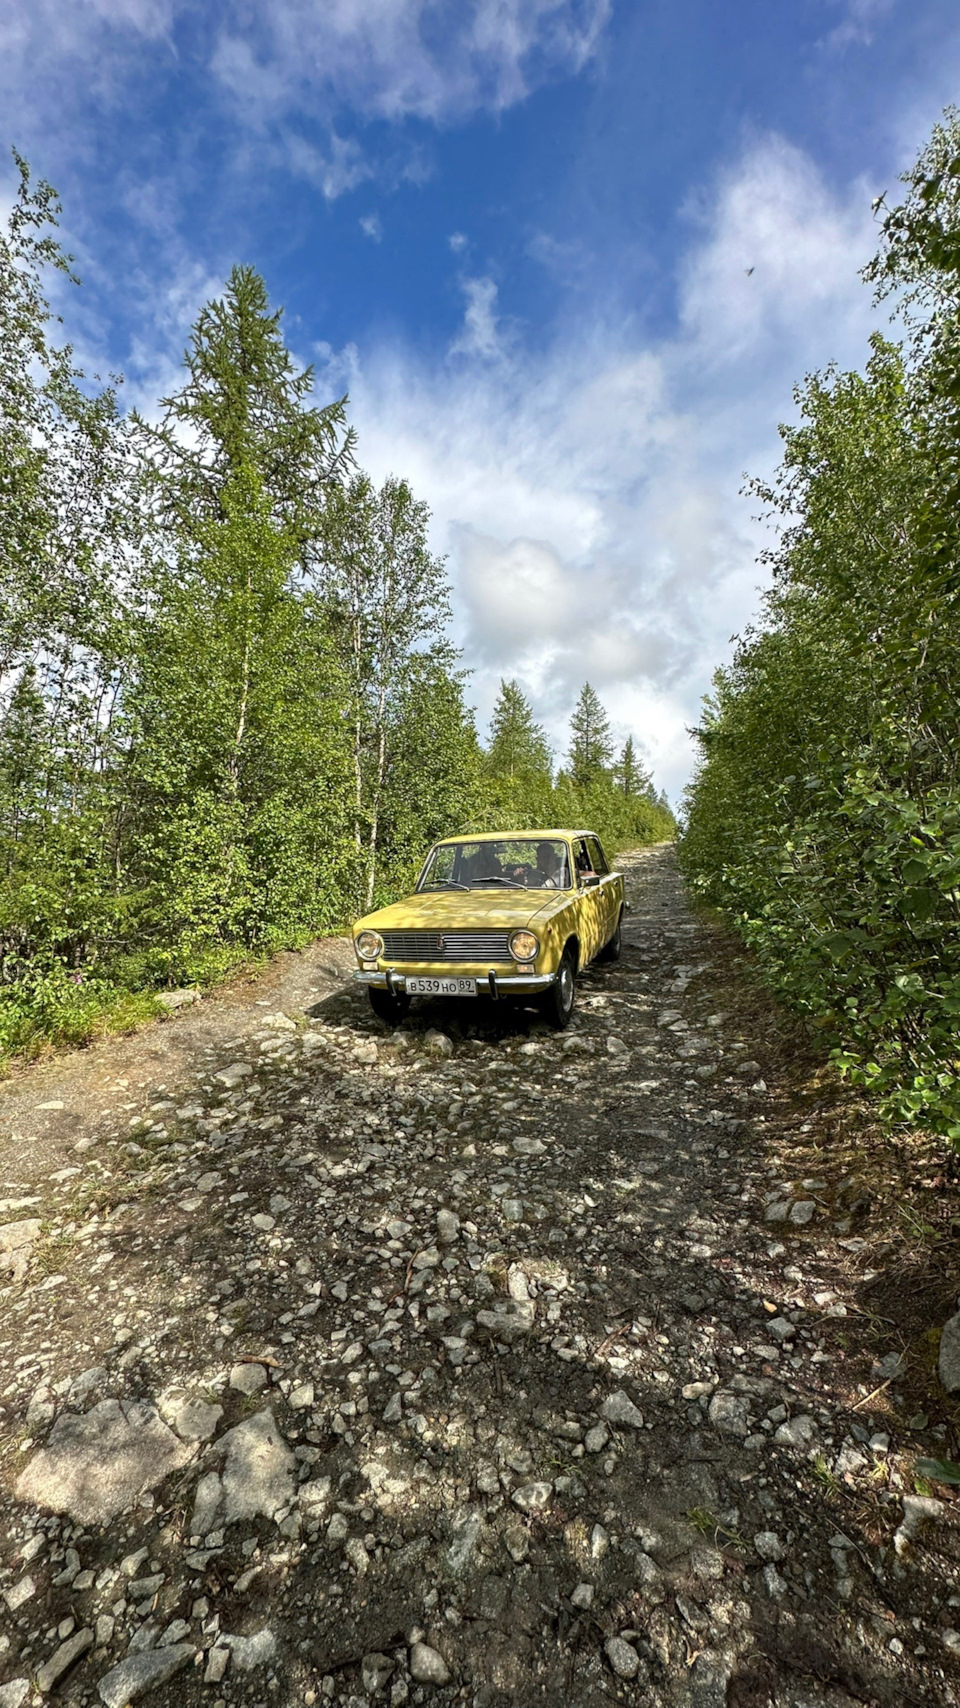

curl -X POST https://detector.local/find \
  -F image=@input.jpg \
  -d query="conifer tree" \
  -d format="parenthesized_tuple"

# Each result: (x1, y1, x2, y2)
(487, 681, 552, 781)
(615, 735, 653, 798)
(569, 683, 613, 787)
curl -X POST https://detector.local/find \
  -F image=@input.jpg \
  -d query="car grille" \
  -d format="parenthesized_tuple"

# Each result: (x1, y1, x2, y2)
(380, 930, 513, 963)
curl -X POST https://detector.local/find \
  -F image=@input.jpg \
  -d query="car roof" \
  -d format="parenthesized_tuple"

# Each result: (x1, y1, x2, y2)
(434, 829, 598, 845)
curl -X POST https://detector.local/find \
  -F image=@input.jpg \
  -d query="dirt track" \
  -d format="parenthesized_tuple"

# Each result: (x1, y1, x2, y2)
(1, 846, 959, 1708)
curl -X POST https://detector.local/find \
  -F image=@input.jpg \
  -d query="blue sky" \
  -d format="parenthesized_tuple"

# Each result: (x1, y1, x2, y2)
(4, 0, 960, 798)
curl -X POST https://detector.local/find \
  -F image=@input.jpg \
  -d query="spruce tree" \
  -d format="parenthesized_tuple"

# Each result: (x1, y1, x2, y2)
(616, 735, 654, 798)
(487, 680, 552, 781)
(569, 683, 613, 787)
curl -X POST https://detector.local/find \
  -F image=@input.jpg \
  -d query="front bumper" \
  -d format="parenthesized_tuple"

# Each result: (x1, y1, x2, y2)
(353, 968, 556, 998)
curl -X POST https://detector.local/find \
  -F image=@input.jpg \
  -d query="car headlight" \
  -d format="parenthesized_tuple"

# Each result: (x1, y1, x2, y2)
(355, 930, 384, 960)
(509, 930, 539, 962)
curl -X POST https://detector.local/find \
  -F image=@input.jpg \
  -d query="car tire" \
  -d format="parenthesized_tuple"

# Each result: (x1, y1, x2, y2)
(368, 987, 411, 1026)
(598, 909, 623, 963)
(540, 943, 577, 1030)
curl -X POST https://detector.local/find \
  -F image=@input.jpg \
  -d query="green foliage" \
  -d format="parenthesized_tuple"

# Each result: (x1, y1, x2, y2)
(681, 110, 960, 1141)
(0, 156, 674, 1063)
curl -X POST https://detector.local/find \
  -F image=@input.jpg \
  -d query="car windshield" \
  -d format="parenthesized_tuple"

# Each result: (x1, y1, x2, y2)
(418, 839, 572, 892)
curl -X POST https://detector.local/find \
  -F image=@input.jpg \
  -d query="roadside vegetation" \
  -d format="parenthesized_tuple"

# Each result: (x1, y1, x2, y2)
(680, 110, 960, 1142)
(0, 153, 673, 1062)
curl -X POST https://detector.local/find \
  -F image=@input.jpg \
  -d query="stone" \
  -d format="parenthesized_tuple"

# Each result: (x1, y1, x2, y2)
(35, 1628, 94, 1693)
(353, 1041, 379, 1065)
(763, 1564, 787, 1597)
(707, 1390, 751, 1439)
(601, 1389, 644, 1429)
(436, 1208, 460, 1244)
(445, 1509, 481, 1576)
(0, 1217, 41, 1279)
(345, 1537, 370, 1575)
(204, 1649, 229, 1686)
(223, 1629, 276, 1670)
(606, 1036, 629, 1055)
(409, 1643, 450, 1685)
(160, 1394, 223, 1442)
(605, 1637, 640, 1680)
(571, 1583, 594, 1609)
(97, 1646, 196, 1708)
(773, 1415, 817, 1450)
(3, 1575, 36, 1612)
(512, 1136, 546, 1156)
(754, 1531, 784, 1562)
(16, 1400, 192, 1526)
(501, 1198, 524, 1223)
(423, 1030, 454, 1057)
(215, 1062, 254, 1086)
(788, 1200, 816, 1225)
(362, 1653, 395, 1695)
(766, 1317, 795, 1343)
(894, 1494, 944, 1557)
(327, 1512, 350, 1546)
(511, 1481, 552, 1514)
(0, 1216, 42, 1253)
(26, 1388, 56, 1434)
(590, 1523, 609, 1559)
(870, 1350, 906, 1382)
(476, 1300, 535, 1342)
(288, 1381, 315, 1410)
(218, 1409, 296, 1525)
(939, 1311, 960, 1395)
(192, 1471, 223, 1533)
(584, 1424, 609, 1453)
(230, 1361, 268, 1395)
(155, 988, 200, 1011)
(0, 1683, 29, 1708)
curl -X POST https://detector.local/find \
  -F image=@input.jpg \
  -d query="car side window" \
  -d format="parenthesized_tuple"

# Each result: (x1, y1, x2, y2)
(587, 836, 609, 874)
(574, 839, 593, 884)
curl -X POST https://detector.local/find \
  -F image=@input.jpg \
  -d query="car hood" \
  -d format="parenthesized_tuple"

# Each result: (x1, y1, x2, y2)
(355, 888, 567, 934)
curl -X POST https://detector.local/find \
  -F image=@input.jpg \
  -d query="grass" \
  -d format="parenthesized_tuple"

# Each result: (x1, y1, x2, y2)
(687, 1506, 747, 1551)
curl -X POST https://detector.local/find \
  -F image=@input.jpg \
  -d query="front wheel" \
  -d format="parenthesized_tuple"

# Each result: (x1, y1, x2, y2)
(539, 944, 577, 1030)
(598, 909, 623, 963)
(368, 986, 411, 1026)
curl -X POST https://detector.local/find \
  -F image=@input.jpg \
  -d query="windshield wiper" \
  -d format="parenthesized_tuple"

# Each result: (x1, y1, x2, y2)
(420, 880, 470, 891)
(471, 876, 527, 889)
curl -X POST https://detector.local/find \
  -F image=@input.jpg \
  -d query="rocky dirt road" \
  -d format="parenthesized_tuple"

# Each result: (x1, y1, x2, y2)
(2, 847, 959, 1708)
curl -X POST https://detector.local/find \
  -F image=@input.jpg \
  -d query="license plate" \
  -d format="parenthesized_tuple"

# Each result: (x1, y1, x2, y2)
(405, 976, 477, 996)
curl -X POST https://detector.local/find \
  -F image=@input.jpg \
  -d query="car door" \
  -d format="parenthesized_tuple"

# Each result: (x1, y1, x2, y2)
(586, 836, 619, 945)
(573, 837, 604, 962)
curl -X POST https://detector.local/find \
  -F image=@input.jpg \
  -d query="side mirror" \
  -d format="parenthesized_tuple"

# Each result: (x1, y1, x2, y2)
(581, 872, 600, 888)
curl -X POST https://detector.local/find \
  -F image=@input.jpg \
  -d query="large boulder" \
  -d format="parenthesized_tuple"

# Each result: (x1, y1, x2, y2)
(16, 1399, 192, 1525)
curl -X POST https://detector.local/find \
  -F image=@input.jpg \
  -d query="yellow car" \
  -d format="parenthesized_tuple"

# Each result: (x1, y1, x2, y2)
(352, 829, 625, 1029)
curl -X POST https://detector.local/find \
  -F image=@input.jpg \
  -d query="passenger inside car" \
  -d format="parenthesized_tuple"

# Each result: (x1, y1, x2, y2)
(537, 841, 569, 888)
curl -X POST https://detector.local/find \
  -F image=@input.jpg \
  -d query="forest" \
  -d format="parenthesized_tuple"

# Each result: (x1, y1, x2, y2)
(681, 111, 960, 1142)
(0, 153, 674, 1060)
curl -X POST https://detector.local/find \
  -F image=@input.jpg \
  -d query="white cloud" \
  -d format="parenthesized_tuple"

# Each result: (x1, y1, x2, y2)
(211, 0, 611, 126)
(284, 130, 373, 200)
(0, 0, 608, 139)
(360, 211, 383, 241)
(822, 0, 895, 53)
(449, 231, 468, 253)
(449, 275, 504, 360)
(317, 134, 883, 801)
